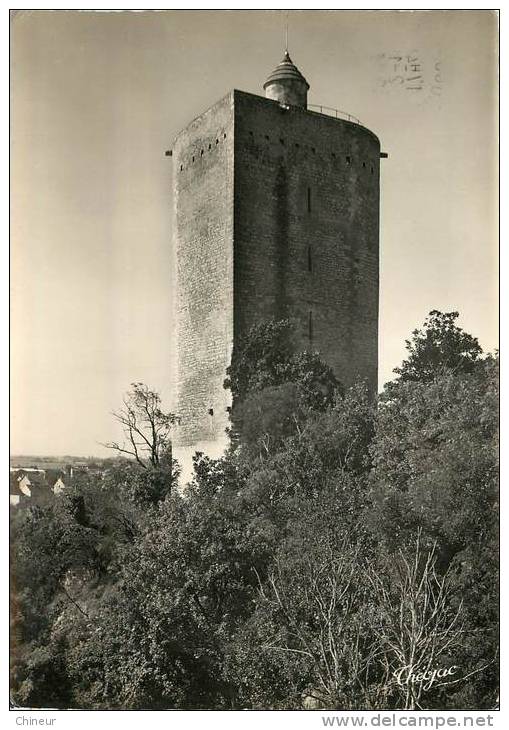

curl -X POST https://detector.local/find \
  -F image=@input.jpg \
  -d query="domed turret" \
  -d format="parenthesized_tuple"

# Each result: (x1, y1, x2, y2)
(263, 51, 309, 108)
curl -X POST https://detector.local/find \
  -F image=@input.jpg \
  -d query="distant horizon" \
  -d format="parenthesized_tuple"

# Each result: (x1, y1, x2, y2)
(10, 453, 125, 461)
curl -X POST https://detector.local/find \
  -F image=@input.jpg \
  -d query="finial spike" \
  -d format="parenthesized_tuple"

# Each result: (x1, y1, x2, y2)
(285, 10, 289, 53)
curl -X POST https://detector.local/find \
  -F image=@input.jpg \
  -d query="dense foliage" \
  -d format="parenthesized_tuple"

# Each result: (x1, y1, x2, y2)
(10, 312, 498, 710)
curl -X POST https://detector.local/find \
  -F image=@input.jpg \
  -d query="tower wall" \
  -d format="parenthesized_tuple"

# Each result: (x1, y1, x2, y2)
(233, 90, 380, 393)
(172, 88, 380, 470)
(173, 93, 234, 451)
(264, 78, 308, 108)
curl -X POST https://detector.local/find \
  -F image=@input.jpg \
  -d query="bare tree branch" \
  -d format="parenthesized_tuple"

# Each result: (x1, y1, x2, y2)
(103, 383, 178, 472)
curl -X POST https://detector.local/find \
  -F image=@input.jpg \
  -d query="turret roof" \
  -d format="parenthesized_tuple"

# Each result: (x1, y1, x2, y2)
(263, 51, 310, 90)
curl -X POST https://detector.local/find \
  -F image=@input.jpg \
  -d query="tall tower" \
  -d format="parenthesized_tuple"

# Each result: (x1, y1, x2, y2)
(171, 52, 382, 464)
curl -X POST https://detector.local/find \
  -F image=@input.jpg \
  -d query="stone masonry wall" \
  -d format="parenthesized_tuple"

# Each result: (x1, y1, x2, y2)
(172, 93, 234, 449)
(233, 90, 380, 393)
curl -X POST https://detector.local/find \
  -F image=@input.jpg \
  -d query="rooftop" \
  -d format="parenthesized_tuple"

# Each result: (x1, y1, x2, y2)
(263, 51, 309, 91)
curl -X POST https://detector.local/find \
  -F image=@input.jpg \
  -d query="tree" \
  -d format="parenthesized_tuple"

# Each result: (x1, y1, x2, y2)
(61, 487, 274, 709)
(371, 356, 498, 555)
(234, 383, 305, 458)
(392, 310, 483, 385)
(224, 319, 295, 401)
(103, 382, 179, 486)
(224, 320, 341, 453)
(234, 382, 375, 511)
(253, 535, 381, 710)
(369, 355, 499, 708)
(224, 319, 340, 406)
(228, 527, 470, 710)
(10, 313, 498, 711)
(366, 535, 465, 710)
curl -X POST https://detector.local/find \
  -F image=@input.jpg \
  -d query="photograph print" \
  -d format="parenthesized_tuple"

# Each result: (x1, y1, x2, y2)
(10, 9, 499, 712)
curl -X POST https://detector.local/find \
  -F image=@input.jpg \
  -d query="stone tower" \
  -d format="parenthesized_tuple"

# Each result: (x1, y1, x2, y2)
(171, 52, 382, 464)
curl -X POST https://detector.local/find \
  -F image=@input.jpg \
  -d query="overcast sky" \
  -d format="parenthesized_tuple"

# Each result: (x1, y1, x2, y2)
(11, 9, 498, 457)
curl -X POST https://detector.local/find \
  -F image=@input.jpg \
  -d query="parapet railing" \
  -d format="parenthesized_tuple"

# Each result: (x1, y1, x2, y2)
(307, 104, 362, 125)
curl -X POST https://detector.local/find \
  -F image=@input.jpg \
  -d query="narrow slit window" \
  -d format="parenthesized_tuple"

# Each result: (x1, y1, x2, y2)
(346, 155, 351, 165)
(307, 246, 313, 272)
(307, 187, 312, 213)
(308, 311, 313, 343)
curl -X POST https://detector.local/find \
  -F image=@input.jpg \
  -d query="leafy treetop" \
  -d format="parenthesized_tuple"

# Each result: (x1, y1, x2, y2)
(224, 319, 341, 407)
(393, 310, 483, 385)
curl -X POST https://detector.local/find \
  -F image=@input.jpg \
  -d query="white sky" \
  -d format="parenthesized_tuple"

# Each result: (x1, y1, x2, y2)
(10, 9, 498, 456)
